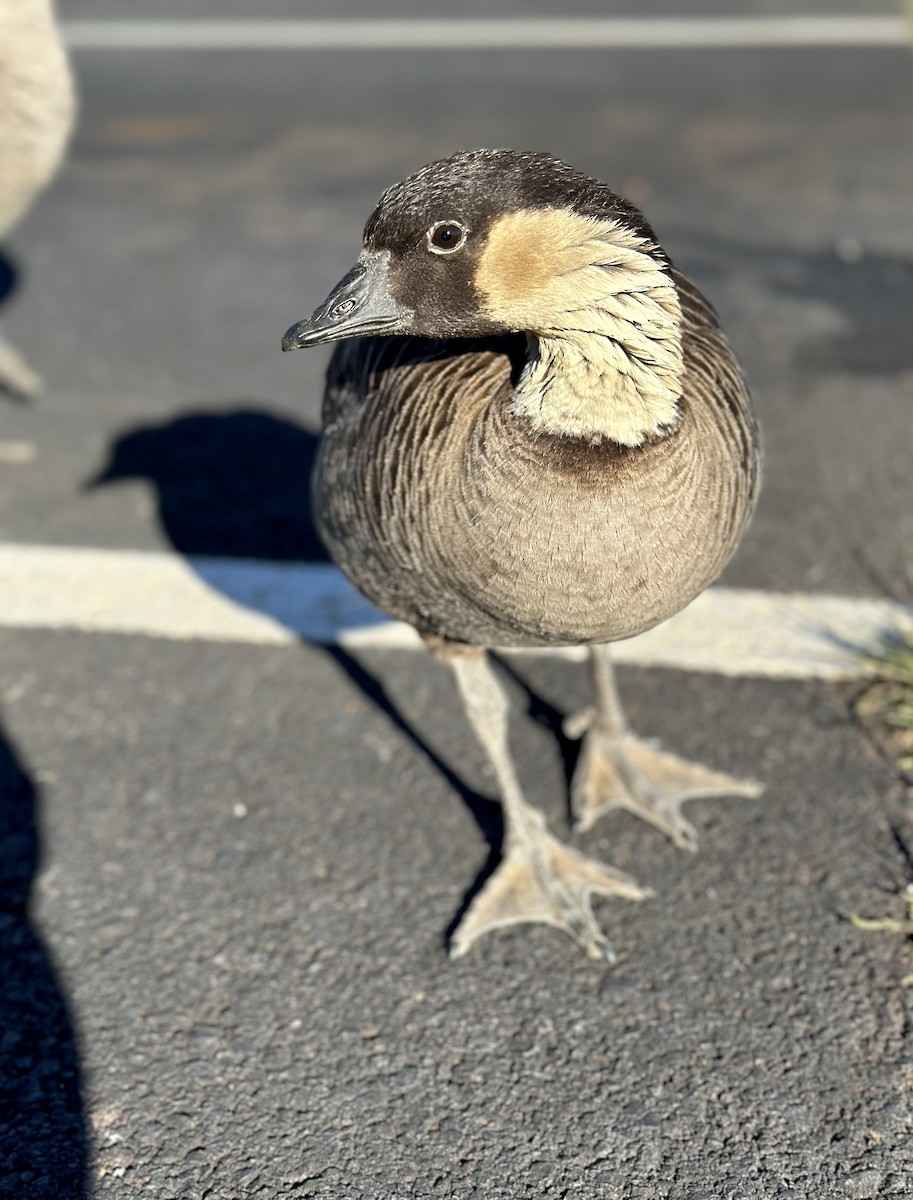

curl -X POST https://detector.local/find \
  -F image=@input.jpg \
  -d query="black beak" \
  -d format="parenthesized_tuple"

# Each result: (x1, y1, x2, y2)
(281, 253, 410, 351)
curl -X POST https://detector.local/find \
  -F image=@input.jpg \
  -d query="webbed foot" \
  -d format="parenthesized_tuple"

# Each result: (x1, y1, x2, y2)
(567, 709, 762, 851)
(450, 807, 649, 961)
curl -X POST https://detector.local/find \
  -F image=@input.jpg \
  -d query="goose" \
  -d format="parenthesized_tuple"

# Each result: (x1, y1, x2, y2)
(282, 149, 762, 961)
(0, 0, 74, 397)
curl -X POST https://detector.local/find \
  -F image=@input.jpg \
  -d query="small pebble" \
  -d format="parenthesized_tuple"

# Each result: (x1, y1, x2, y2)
(841, 1169, 884, 1199)
(835, 234, 863, 263)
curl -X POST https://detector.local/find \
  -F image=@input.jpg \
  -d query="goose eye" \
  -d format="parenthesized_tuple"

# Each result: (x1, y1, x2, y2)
(427, 221, 467, 254)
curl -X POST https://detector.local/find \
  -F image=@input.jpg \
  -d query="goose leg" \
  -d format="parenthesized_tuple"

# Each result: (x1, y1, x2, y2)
(446, 649, 649, 961)
(0, 330, 42, 399)
(566, 644, 762, 851)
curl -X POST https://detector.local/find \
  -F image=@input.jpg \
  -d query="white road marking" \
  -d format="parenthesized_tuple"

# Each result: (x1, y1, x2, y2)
(0, 543, 909, 680)
(61, 17, 911, 52)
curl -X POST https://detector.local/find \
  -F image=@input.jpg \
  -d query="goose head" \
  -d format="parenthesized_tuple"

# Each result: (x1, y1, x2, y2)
(282, 149, 685, 445)
(282, 148, 672, 345)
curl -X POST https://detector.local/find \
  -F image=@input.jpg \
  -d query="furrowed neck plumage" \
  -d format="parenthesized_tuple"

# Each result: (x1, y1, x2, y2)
(476, 209, 685, 446)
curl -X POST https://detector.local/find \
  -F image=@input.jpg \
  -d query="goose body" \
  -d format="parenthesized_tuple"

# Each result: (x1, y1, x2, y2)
(317, 273, 757, 649)
(0, 0, 74, 395)
(284, 149, 762, 960)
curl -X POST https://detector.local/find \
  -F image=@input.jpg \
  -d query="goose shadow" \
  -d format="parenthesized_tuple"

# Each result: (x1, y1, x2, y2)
(0, 249, 17, 310)
(0, 713, 89, 1197)
(87, 406, 528, 945)
(0, 248, 29, 404)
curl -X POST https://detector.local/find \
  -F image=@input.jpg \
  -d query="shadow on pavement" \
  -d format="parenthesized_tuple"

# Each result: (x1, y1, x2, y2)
(0, 248, 29, 405)
(87, 408, 329, 562)
(0, 249, 18, 311)
(90, 407, 506, 946)
(327, 644, 504, 947)
(0, 713, 89, 1198)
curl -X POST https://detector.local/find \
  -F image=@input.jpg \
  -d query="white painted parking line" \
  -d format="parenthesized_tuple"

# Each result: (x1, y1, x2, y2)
(62, 17, 911, 52)
(0, 543, 909, 679)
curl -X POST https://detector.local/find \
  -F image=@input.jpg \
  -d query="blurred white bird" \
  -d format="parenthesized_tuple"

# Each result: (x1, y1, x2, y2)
(0, 0, 74, 398)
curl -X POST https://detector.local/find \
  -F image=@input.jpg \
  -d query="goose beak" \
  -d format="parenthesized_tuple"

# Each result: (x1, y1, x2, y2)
(282, 253, 410, 350)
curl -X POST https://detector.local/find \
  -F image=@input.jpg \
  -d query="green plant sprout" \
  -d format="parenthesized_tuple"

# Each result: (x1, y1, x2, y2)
(850, 884, 913, 934)
(855, 626, 913, 779)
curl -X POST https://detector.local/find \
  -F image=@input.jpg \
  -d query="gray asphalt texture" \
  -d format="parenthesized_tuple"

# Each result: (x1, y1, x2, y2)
(2, 3, 913, 1198)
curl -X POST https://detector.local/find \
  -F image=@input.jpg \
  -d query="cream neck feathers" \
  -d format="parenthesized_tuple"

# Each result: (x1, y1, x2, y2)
(476, 208, 684, 446)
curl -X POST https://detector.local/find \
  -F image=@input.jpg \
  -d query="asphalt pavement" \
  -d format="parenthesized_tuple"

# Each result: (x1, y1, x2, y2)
(1, 3, 912, 1198)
